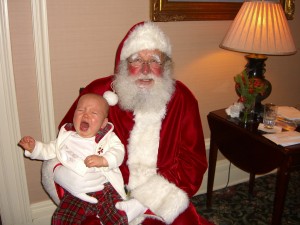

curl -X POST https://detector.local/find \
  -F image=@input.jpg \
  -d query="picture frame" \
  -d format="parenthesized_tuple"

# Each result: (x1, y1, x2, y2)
(150, 0, 295, 22)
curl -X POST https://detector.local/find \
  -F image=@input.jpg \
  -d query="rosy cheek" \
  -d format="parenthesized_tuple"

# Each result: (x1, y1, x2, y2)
(151, 67, 163, 77)
(128, 64, 163, 77)
(128, 65, 141, 76)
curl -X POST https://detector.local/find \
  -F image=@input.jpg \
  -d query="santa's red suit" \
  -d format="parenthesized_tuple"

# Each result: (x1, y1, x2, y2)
(58, 74, 208, 225)
(45, 22, 210, 225)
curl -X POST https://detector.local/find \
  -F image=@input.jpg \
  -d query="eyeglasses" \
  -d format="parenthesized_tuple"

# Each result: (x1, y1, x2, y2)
(127, 57, 163, 69)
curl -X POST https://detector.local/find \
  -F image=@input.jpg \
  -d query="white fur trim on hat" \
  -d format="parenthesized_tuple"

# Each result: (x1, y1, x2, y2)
(103, 91, 118, 106)
(120, 22, 172, 60)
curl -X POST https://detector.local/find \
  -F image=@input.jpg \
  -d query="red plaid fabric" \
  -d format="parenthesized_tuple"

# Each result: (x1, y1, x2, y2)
(52, 183, 128, 225)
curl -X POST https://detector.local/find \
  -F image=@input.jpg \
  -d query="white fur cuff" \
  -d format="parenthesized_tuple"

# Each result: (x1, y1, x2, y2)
(130, 175, 189, 224)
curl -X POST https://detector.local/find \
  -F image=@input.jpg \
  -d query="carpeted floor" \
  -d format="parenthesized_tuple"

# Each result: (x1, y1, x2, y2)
(191, 170, 300, 225)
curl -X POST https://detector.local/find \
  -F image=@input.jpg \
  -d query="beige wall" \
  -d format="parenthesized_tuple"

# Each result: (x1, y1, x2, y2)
(9, 1, 300, 204)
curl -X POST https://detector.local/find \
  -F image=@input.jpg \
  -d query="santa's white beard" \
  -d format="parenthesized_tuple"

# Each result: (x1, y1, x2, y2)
(114, 62, 175, 113)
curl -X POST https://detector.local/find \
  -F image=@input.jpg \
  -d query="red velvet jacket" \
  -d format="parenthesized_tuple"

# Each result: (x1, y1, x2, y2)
(59, 75, 207, 198)
(60, 76, 210, 225)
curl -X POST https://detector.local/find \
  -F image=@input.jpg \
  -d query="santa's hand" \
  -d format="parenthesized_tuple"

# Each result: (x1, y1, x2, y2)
(53, 165, 105, 204)
(115, 198, 147, 222)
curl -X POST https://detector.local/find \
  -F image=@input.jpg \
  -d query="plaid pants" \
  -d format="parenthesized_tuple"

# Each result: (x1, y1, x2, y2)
(52, 183, 128, 225)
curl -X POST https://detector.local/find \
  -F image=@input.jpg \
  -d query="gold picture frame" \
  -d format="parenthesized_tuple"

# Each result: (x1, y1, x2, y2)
(150, 0, 295, 22)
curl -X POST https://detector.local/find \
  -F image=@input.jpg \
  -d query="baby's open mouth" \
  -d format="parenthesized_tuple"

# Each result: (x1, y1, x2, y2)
(80, 121, 89, 131)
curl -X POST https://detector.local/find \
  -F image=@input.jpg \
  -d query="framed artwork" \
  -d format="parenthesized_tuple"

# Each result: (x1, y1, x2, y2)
(150, 0, 295, 22)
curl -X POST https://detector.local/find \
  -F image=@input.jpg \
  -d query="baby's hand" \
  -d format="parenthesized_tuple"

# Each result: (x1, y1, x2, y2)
(18, 136, 35, 152)
(84, 155, 108, 168)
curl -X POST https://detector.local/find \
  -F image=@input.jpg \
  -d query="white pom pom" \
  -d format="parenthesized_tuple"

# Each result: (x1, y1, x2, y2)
(103, 91, 118, 106)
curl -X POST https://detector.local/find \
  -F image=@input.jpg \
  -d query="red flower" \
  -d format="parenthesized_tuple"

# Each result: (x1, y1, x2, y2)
(238, 96, 246, 103)
(234, 70, 268, 109)
(248, 88, 254, 94)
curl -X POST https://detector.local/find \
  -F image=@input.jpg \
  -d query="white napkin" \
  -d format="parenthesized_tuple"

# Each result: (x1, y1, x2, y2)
(263, 131, 300, 146)
(225, 102, 244, 118)
(277, 106, 300, 120)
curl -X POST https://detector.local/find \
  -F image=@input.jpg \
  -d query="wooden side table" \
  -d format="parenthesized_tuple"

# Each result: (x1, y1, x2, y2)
(206, 109, 300, 225)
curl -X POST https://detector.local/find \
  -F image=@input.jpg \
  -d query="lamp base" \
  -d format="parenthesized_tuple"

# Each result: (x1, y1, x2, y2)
(245, 54, 272, 117)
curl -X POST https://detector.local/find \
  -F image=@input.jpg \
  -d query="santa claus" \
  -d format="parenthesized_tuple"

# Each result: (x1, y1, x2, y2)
(43, 21, 209, 225)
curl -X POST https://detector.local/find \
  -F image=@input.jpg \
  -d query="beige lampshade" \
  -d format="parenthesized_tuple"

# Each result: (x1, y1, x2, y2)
(220, 0, 297, 55)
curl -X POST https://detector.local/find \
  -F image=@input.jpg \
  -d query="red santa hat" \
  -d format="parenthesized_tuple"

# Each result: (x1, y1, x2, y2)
(114, 21, 172, 73)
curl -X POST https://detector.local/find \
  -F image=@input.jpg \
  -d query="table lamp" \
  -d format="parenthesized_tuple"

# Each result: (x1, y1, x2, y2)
(220, 0, 297, 115)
